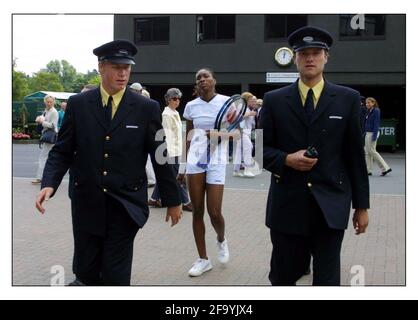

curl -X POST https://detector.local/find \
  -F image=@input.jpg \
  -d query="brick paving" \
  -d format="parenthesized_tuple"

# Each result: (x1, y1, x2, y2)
(13, 177, 405, 286)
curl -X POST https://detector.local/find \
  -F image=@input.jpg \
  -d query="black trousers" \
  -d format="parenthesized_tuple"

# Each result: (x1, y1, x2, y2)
(269, 197, 345, 286)
(71, 195, 139, 286)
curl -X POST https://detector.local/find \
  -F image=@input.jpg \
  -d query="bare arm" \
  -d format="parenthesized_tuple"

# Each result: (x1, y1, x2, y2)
(185, 120, 194, 162)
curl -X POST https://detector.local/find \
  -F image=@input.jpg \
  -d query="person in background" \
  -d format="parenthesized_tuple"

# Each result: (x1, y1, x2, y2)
(359, 96, 367, 136)
(232, 92, 257, 178)
(130, 82, 156, 187)
(148, 88, 192, 212)
(130, 82, 143, 95)
(359, 96, 368, 148)
(142, 88, 156, 187)
(255, 98, 263, 129)
(31, 95, 59, 184)
(141, 89, 150, 99)
(364, 97, 392, 176)
(81, 84, 97, 93)
(57, 101, 67, 131)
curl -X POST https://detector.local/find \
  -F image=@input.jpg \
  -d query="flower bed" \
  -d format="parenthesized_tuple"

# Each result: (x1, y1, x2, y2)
(12, 132, 31, 140)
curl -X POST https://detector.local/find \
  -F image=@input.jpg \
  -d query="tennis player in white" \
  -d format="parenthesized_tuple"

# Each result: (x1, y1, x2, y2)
(179, 68, 234, 277)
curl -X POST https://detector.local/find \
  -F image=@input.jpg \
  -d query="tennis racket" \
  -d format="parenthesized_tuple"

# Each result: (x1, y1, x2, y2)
(214, 94, 247, 132)
(197, 94, 247, 168)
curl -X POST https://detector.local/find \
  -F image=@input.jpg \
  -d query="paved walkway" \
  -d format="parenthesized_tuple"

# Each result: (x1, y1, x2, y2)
(13, 177, 405, 286)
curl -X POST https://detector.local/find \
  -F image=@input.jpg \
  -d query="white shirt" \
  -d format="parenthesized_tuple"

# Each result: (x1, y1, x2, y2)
(162, 106, 182, 158)
(241, 110, 255, 131)
(183, 94, 230, 166)
(42, 107, 59, 133)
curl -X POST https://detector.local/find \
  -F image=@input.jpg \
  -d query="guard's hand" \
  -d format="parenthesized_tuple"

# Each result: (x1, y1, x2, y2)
(353, 209, 369, 235)
(165, 205, 182, 227)
(285, 150, 318, 171)
(177, 173, 186, 185)
(35, 187, 54, 214)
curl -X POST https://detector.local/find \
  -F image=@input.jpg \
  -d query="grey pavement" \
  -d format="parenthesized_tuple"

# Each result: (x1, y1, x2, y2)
(12, 144, 405, 195)
(12, 144, 405, 286)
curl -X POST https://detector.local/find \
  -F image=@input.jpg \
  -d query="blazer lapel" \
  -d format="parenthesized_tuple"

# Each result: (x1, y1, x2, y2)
(88, 88, 108, 130)
(108, 89, 134, 134)
(285, 81, 309, 127)
(310, 81, 336, 124)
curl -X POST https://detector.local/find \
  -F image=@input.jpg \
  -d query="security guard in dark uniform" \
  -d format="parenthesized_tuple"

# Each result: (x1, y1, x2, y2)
(36, 40, 182, 286)
(260, 26, 370, 285)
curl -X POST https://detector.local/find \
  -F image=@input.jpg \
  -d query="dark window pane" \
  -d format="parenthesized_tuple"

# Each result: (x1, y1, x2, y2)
(217, 15, 235, 39)
(153, 17, 169, 41)
(287, 15, 307, 36)
(203, 15, 216, 40)
(375, 16, 386, 35)
(265, 15, 286, 38)
(265, 14, 307, 39)
(137, 19, 152, 42)
(134, 16, 169, 43)
(340, 14, 360, 36)
(365, 15, 385, 36)
(198, 15, 235, 41)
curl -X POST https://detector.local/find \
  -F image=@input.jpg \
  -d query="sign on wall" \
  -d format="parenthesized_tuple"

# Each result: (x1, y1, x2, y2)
(266, 72, 299, 83)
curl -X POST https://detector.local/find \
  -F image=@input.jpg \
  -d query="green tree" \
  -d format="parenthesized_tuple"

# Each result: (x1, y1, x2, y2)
(80, 69, 101, 89)
(45, 59, 78, 91)
(72, 73, 88, 93)
(87, 74, 101, 86)
(61, 60, 78, 92)
(12, 70, 30, 101)
(46, 60, 62, 75)
(28, 71, 64, 92)
(85, 69, 99, 80)
(27, 60, 101, 94)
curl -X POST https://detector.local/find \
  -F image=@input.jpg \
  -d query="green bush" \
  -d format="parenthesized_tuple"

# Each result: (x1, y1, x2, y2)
(27, 122, 39, 132)
(27, 123, 41, 139)
(12, 127, 23, 134)
(30, 130, 41, 139)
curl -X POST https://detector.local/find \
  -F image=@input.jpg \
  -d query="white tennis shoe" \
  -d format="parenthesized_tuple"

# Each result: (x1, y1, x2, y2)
(188, 258, 213, 277)
(217, 238, 230, 264)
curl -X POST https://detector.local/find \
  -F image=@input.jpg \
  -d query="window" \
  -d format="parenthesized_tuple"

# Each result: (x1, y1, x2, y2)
(196, 15, 235, 42)
(134, 16, 170, 44)
(340, 14, 385, 38)
(265, 15, 307, 40)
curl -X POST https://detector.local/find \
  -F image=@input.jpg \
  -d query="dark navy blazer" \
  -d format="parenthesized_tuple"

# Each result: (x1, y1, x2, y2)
(260, 80, 369, 235)
(41, 88, 181, 235)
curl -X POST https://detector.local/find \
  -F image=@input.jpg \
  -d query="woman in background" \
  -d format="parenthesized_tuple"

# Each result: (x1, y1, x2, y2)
(148, 88, 192, 211)
(31, 95, 58, 184)
(364, 97, 392, 176)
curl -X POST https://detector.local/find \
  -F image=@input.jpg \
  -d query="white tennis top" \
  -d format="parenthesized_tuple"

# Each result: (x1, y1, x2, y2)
(183, 94, 230, 166)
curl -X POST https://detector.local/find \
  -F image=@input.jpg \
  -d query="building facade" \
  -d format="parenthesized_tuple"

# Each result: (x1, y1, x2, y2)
(114, 14, 406, 148)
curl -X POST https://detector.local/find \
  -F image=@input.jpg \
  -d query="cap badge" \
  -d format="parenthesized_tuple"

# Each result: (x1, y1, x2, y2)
(303, 36, 314, 42)
(119, 49, 128, 54)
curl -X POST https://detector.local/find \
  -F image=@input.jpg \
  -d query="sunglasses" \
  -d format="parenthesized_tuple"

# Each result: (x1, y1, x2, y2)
(170, 97, 181, 101)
